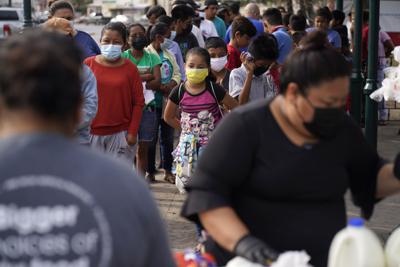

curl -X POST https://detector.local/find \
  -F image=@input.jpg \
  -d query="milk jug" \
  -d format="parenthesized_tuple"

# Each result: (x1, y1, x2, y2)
(385, 226, 400, 267)
(328, 218, 386, 267)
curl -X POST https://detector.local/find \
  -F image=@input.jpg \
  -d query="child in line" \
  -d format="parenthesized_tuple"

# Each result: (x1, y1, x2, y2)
(164, 47, 238, 193)
(226, 16, 256, 71)
(146, 22, 182, 184)
(85, 22, 144, 164)
(229, 33, 279, 105)
(289, 14, 307, 47)
(122, 23, 162, 177)
(306, 7, 342, 52)
(206, 37, 231, 91)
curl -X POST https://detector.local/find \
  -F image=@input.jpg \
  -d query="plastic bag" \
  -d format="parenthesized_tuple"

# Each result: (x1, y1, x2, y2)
(271, 251, 313, 267)
(392, 46, 400, 63)
(370, 78, 400, 102)
(226, 251, 313, 267)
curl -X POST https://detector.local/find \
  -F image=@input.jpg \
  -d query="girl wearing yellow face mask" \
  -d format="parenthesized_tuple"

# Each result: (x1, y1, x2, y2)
(164, 47, 238, 193)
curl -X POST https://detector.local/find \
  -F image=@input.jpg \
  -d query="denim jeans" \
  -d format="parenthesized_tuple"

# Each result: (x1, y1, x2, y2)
(148, 108, 174, 174)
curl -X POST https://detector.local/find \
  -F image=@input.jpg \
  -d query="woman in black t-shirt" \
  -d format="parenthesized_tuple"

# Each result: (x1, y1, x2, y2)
(181, 31, 400, 267)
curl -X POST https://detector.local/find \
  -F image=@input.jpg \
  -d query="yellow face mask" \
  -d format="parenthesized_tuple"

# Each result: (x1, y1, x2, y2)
(186, 68, 209, 84)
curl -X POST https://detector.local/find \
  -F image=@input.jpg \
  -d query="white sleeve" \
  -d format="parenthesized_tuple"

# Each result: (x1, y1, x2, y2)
(229, 69, 245, 98)
(192, 25, 205, 48)
(207, 20, 218, 38)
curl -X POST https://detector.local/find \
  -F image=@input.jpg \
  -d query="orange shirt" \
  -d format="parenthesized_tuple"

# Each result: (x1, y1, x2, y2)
(84, 57, 145, 136)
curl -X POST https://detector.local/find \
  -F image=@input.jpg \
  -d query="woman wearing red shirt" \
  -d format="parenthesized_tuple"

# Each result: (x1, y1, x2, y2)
(85, 22, 144, 164)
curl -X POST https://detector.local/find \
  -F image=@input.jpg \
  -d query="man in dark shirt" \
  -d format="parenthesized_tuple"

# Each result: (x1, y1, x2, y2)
(171, 4, 199, 60)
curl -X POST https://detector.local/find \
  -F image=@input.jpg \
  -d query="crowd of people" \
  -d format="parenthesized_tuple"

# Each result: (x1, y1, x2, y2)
(0, 0, 400, 267)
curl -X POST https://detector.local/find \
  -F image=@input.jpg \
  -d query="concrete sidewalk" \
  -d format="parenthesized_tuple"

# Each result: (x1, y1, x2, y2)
(151, 122, 400, 250)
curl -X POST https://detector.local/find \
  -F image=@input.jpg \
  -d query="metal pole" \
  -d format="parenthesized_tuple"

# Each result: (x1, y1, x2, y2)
(8, 0, 12, 7)
(364, 0, 380, 147)
(336, 0, 343, 11)
(350, 0, 363, 124)
(23, 0, 33, 28)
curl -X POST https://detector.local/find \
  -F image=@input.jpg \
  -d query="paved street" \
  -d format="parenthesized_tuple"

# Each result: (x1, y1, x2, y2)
(77, 22, 400, 250)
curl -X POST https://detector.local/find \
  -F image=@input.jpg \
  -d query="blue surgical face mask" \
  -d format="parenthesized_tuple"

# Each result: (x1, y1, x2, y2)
(100, 44, 122, 61)
(169, 31, 177, 41)
(161, 38, 174, 50)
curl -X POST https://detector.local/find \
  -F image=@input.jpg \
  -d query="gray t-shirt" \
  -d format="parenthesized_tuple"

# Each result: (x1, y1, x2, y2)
(229, 65, 278, 102)
(0, 133, 175, 267)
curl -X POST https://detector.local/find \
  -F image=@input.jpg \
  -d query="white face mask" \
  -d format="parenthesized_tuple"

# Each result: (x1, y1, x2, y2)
(169, 31, 177, 41)
(160, 38, 173, 50)
(100, 44, 122, 61)
(210, 56, 228, 72)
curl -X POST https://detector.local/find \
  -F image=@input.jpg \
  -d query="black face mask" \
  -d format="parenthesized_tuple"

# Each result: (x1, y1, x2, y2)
(181, 24, 193, 36)
(303, 100, 347, 140)
(131, 36, 148, 50)
(253, 66, 268, 77)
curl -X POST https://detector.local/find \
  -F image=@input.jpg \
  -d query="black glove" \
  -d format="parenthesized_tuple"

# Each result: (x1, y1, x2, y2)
(234, 234, 279, 265)
(394, 153, 400, 180)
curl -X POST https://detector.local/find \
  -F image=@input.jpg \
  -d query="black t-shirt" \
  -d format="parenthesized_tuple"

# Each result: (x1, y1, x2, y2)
(181, 99, 382, 267)
(174, 32, 199, 60)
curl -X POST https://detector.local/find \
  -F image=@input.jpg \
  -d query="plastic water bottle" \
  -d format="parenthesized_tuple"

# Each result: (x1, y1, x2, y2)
(385, 226, 400, 267)
(328, 218, 386, 267)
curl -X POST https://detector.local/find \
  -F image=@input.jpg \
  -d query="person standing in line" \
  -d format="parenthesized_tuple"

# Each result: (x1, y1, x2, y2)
(181, 31, 400, 267)
(146, 23, 182, 184)
(0, 30, 175, 267)
(229, 33, 279, 105)
(226, 16, 256, 71)
(48, 0, 101, 59)
(330, 10, 352, 62)
(288, 14, 307, 47)
(122, 23, 161, 177)
(217, 4, 233, 28)
(171, 4, 200, 60)
(306, 7, 341, 52)
(203, 0, 227, 39)
(227, 1, 241, 19)
(224, 3, 264, 44)
(43, 17, 98, 146)
(172, 0, 205, 48)
(85, 22, 144, 164)
(198, 7, 219, 40)
(262, 8, 293, 65)
(163, 47, 238, 193)
(206, 37, 231, 91)
(157, 15, 186, 80)
(146, 5, 166, 26)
